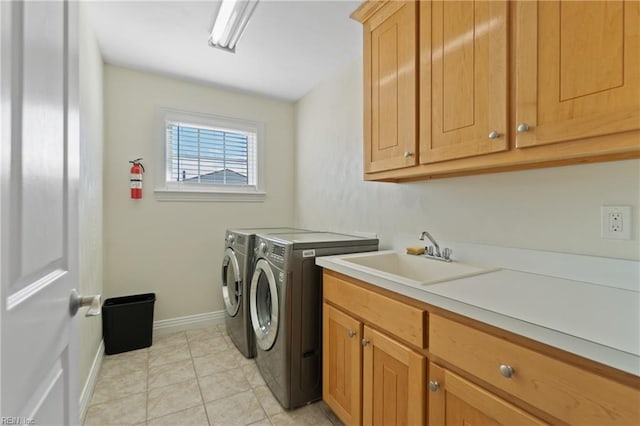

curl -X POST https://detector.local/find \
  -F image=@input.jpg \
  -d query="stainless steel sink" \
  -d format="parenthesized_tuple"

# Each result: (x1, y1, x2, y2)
(335, 251, 498, 288)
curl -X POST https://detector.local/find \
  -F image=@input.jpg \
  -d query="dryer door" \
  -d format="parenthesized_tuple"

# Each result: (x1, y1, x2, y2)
(250, 259, 279, 351)
(222, 248, 242, 317)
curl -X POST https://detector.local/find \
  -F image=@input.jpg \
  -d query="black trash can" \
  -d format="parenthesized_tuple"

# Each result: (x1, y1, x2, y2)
(102, 293, 156, 355)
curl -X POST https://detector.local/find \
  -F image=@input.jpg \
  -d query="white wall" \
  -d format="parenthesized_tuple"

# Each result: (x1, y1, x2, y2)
(294, 58, 640, 261)
(103, 66, 295, 320)
(78, 3, 104, 390)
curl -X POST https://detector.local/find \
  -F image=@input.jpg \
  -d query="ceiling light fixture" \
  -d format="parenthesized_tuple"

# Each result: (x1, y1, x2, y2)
(209, 0, 259, 53)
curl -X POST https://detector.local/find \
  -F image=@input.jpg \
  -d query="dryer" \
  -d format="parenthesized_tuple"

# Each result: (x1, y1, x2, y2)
(221, 228, 311, 358)
(249, 232, 378, 408)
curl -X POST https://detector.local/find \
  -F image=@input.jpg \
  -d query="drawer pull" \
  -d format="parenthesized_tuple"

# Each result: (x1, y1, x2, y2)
(499, 364, 514, 378)
(428, 381, 440, 392)
(361, 338, 370, 347)
(348, 330, 356, 338)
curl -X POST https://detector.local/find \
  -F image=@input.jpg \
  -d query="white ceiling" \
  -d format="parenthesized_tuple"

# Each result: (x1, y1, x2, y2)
(86, 1, 363, 101)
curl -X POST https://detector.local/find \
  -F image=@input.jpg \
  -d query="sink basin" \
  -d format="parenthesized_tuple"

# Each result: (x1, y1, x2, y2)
(335, 251, 498, 287)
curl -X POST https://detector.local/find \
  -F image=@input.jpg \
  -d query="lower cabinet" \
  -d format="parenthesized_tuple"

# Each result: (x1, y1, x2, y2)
(323, 303, 362, 425)
(323, 302, 426, 426)
(428, 363, 545, 426)
(322, 271, 640, 425)
(363, 326, 426, 426)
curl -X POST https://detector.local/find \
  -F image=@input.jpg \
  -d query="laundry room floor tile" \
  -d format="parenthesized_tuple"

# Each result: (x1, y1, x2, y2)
(148, 358, 196, 390)
(192, 349, 239, 377)
(99, 354, 148, 379)
(188, 335, 229, 358)
(148, 342, 191, 368)
(147, 404, 209, 426)
(152, 331, 188, 348)
(84, 326, 344, 426)
(253, 385, 283, 416)
(240, 362, 266, 388)
(199, 368, 251, 403)
(84, 391, 147, 425)
(89, 369, 147, 406)
(205, 389, 266, 426)
(186, 326, 223, 342)
(147, 378, 202, 420)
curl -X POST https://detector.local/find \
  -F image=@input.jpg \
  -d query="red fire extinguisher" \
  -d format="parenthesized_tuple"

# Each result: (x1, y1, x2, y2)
(129, 158, 145, 199)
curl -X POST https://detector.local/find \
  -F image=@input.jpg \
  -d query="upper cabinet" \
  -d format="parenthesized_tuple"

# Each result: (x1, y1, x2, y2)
(357, 1, 418, 173)
(515, 1, 640, 148)
(421, 1, 509, 164)
(352, 0, 640, 182)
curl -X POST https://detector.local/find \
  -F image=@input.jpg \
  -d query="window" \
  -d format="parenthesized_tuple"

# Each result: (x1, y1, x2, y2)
(155, 109, 264, 201)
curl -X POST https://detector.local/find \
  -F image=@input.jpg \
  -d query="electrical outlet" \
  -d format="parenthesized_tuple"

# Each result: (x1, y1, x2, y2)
(601, 206, 632, 240)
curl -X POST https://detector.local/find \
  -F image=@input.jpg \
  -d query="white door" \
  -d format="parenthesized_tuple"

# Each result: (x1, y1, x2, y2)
(1, 1, 80, 424)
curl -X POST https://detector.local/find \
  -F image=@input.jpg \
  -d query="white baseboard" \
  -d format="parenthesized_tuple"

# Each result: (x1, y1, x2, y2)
(153, 310, 226, 336)
(79, 339, 104, 423)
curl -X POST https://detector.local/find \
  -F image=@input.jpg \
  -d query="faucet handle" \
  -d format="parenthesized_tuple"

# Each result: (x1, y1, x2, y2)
(426, 246, 434, 256)
(443, 248, 452, 260)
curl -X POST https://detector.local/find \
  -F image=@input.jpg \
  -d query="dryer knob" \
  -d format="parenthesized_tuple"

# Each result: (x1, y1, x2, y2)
(227, 235, 235, 244)
(259, 242, 268, 255)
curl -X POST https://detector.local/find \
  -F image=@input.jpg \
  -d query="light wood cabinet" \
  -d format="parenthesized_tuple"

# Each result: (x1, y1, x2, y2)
(430, 314, 640, 425)
(421, 0, 509, 164)
(321, 270, 640, 425)
(352, 0, 640, 181)
(428, 363, 545, 426)
(323, 303, 362, 425)
(362, 326, 426, 426)
(322, 271, 427, 426)
(360, 1, 417, 173)
(515, 1, 640, 149)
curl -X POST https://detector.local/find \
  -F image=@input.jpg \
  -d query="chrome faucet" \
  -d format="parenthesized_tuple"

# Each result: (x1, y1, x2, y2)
(419, 231, 452, 262)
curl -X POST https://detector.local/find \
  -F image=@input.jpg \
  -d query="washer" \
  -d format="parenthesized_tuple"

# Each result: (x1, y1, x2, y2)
(221, 228, 311, 358)
(249, 232, 378, 409)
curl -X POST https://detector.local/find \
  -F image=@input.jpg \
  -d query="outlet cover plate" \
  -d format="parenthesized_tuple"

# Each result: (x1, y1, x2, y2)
(601, 205, 632, 240)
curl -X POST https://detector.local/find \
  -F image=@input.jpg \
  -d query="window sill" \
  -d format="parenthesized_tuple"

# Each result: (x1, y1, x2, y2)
(153, 188, 266, 202)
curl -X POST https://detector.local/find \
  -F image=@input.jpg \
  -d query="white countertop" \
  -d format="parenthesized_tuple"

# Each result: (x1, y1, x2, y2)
(316, 249, 640, 376)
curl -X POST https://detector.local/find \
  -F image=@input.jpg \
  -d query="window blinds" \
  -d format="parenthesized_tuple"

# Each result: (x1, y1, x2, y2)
(166, 122, 257, 187)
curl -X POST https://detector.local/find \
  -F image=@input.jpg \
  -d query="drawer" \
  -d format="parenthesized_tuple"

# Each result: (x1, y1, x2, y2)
(430, 315, 640, 425)
(323, 272, 427, 348)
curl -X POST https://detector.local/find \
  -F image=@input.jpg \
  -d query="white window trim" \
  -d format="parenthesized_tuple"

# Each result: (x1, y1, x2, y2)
(154, 107, 266, 202)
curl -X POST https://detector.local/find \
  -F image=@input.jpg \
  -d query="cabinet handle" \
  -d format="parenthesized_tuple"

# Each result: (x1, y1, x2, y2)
(404, 151, 414, 158)
(348, 330, 356, 338)
(361, 338, 370, 347)
(488, 131, 501, 139)
(517, 123, 530, 133)
(499, 364, 514, 378)
(428, 381, 440, 392)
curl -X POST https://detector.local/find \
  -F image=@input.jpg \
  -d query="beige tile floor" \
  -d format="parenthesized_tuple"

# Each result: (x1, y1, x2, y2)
(84, 324, 343, 426)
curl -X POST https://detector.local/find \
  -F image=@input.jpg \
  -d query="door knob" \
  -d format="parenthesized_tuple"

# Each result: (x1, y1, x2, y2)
(404, 152, 414, 158)
(348, 330, 356, 338)
(428, 381, 440, 392)
(488, 130, 501, 139)
(361, 338, 370, 346)
(69, 289, 102, 317)
(517, 123, 529, 133)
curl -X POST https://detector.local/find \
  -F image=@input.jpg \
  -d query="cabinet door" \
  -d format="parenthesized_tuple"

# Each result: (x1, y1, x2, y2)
(362, 326, 425, 426)
(428, 363, 546, 426)
(422, 1, 509, 164)
(515, 1, 640, 148)
(323, 303, 362, 426)
(364, 1, 417, 173)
